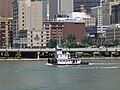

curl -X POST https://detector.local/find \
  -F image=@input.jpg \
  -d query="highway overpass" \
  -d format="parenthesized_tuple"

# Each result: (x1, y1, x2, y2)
(0, 47, 120, 52)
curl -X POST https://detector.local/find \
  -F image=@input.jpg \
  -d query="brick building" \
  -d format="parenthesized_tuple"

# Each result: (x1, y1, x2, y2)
(0, 17, 13, 48)
(50, 21, 86, 42)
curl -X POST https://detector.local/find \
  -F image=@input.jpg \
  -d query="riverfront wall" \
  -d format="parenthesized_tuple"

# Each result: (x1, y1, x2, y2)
(0, 47, 120, 59)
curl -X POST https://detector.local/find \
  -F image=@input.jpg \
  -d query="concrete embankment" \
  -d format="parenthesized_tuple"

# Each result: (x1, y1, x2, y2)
(0, 57, 120, 61)
(81, 57, 120, 60)
(0, 58, 48, 61)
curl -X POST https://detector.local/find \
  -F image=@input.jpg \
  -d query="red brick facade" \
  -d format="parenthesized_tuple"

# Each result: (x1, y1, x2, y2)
(50, 21, 85, 42)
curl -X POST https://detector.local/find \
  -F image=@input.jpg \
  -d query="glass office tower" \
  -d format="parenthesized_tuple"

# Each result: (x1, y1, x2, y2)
(74, 0, 100, 13)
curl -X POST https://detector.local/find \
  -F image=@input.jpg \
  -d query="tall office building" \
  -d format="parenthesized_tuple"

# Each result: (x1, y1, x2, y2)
(58, 0, 73, 15)
(49, 0, 58, 20)
(91, 6, 103, 26)
(111, 3, 120, 24)
(13, 0, 48, 48)
(74, 0, 100, 14)
(49, 0, 73, 20)
(0, 0, 13, 18)
(102, 0, 119, 25)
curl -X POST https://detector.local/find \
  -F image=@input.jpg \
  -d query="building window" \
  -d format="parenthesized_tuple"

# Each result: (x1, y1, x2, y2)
(46, 34, 49, 36)
(46, 37, 49, 39)
(46, 31, 49, 33)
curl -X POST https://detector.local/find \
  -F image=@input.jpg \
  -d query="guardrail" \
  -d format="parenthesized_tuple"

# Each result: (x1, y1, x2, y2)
(0, 47, 120, 52)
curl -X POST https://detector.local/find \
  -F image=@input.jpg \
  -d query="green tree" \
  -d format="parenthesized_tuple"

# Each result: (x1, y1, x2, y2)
(48, 39, 57, 48)
(103, 39, 120, 47)
(103, 40, 114, 47)
(16, 50, 21, 59)
(4, 50, 9, 59)
(115, 49, 118, 57)
(113, 39, 120, 47)
(62, 34, 76, 48)
(105, 48, 109, 56)
(80, 37, 96, 47)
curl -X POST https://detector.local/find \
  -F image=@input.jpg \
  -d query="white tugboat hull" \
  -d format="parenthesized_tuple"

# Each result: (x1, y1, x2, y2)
(48, 58, 89, 65)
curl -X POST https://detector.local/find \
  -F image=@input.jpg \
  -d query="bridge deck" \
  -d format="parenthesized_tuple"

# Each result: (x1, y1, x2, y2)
(0, 47, 120, 52)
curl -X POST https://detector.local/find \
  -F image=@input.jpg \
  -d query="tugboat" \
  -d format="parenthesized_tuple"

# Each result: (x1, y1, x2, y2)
(47, 45, 89, 65)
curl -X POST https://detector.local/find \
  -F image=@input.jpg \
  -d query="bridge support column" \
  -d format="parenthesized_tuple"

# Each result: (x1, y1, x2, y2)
(111, 52, 113, 58)
(37, 52, 40, 60)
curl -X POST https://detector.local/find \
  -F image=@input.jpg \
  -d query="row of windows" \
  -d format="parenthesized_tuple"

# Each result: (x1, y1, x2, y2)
(30, 35, 49, 39)
(31, 0, 47, 2)
(30, 31, 49, 35)
(30, 44, 44, 47)
(52, 37, 62, 39)
(59, 60, 80, 62)
(31, 39, 44, 42)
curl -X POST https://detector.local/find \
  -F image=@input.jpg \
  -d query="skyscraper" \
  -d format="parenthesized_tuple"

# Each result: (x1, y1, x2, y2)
(111, 3, 120, 24)
(13, 0, 48, 48)
(49, 0, 73, 20)
(0, 0, 13, 17)
(49, 0, 58, 20)
(58, 0, 73, 15)
(74, 0, 100, 14)
(102, 0, 119, 25)
(91, 6, 103, 26)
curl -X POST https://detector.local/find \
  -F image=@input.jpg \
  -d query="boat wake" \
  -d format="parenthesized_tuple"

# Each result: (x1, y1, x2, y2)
(78, 66, 120, 70)
(46, 63, 53, 66)
(89, 63, 120, 66)
(78, 63, 120, 69)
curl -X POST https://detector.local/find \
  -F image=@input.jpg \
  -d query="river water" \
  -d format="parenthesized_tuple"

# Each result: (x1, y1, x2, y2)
(0, 60, 120, 90)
